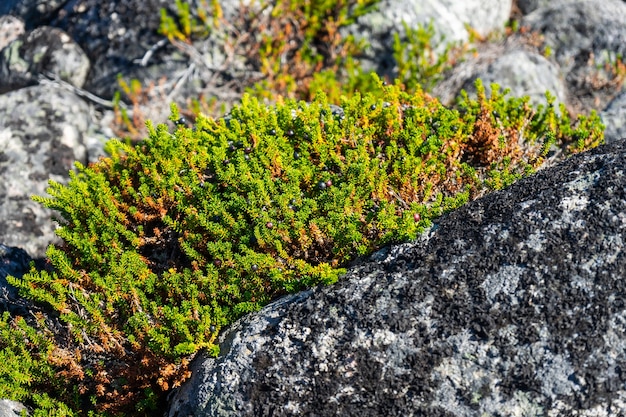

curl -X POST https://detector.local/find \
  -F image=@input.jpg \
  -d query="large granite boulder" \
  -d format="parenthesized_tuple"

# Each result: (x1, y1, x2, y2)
(523, 0, 626, 74)
(168, 139, 626, 416)
(0, 25, 90, 94)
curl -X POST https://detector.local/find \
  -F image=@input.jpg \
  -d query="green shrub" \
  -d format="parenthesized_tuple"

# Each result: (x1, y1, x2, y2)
(0, 312, 79, 416)
(393, 20, 459, 93)
(158, 0, 377, 102)
(6, 76, 604, 415)
(241, 0, 378, 102)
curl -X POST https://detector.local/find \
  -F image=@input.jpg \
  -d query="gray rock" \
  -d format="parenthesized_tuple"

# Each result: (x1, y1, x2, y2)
(516, 0, 580, 15)
(521, 0, 626, 114)
(0, 399, 27, 417)
(0, 84, 92, 258)
(342, 0, 511, 76)
(516, 0, 546, 14)
(45, 0, 195, 100)
(523, 0, 626, 81)
(601, 91, 626, 143)
(0, 243, 31, 298)
(0, 0, 246, 123)
(0, 15, 24, 51)
(0, 26, 90, 94)
(168, 139, 626, 416)
(0, 0, 230, 89)
(433, 47, 567, 108)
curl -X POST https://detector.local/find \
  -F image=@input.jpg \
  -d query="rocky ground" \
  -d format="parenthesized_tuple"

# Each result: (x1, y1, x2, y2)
(1, 0, 626, 415)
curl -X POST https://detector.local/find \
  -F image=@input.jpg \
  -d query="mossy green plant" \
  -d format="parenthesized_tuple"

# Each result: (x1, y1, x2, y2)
(393, 20, 460, 93)
(6, 76, 603, 415)
(159, 0, 223, 42)
(0, 312, 79, 416)
(241, 0, 377, 102)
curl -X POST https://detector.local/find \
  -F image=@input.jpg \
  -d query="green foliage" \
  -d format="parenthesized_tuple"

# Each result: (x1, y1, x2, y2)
(292, 18, 464, 104)
(7, 75, 604, 414)
(241, 0, 377, 102)
(0, 312, 78, 416)
(393, 20, 458, 93)
(158, 0, 223, 42)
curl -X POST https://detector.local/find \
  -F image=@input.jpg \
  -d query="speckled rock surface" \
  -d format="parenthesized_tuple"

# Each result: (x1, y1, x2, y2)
(0, 84, 92, 258)
(0, 0, 68, 28)
(0, 25, 90, 94)
(0, 15, 23, 51)
(168, 139, 626, 416)
(523, 0, 626, 73)
(0, 399, 27, 417)
(601, 91, 626, 143)
(522, 0, 626, 112)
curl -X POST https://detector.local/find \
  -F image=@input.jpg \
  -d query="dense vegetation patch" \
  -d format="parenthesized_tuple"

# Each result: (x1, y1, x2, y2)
(3, 75, 604, 414)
